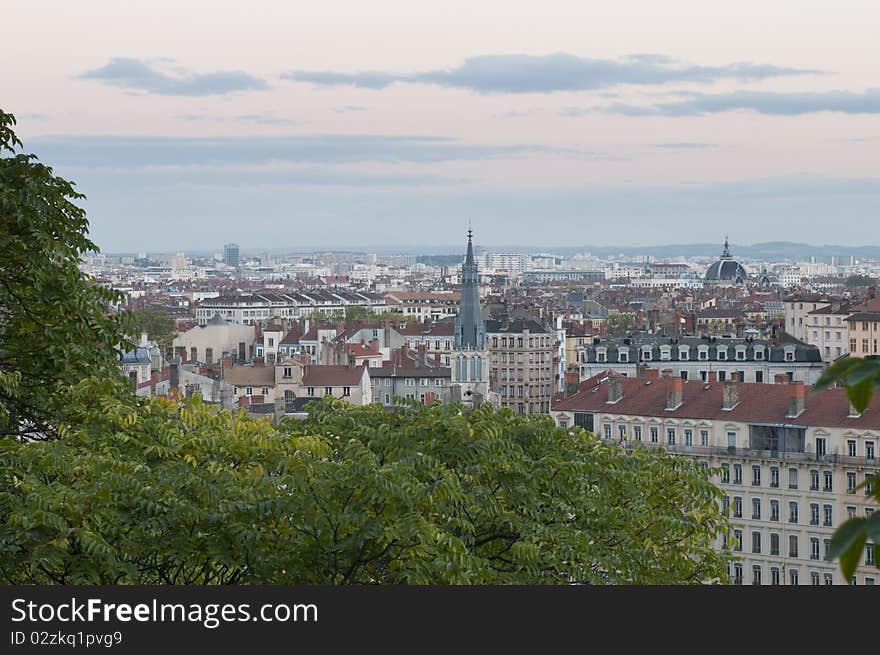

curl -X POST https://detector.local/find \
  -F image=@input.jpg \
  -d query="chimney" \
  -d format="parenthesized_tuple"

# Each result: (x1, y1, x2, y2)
(661, 368, 674, 379)
(434, 352, 441, 366)
(787, 381, 805, 417)
(707, 371, 717, 383)
(140, 332, 149, 347)
(607, 376, 624, 403)
(667, 377, 684, 410)
(222, 355, 234, 370)
(774, 373, 789, 384)
(722, 380, 739, 410)
(170, 361, 179, 391)
(645, 368, 660, 381)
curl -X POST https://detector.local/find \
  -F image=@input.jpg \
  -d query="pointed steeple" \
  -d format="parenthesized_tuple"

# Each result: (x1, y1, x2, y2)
(454, 226, 485, 350)
(721, 236, 732, 259)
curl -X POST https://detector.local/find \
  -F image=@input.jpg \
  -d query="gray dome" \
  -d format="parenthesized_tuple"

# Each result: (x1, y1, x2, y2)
(705, 238, 748, 283)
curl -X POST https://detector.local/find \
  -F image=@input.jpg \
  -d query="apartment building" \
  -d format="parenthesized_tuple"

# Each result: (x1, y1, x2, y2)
(369, 365, 450, 407)
(846, 299, 880, 358)
(384, 292, 460, 322)
(784, 294, 832, 342)
(552, 374, 880, 585)
(806, 303, 852, 363)
(487, 319, 556, 414)
(195, 290, 385, 325)
(576, 335, 825, 384)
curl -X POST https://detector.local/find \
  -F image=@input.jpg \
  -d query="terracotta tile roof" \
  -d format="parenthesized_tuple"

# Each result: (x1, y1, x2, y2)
(553, 376, 880, 429)
(398, 322, 455, 336)
(344, 343, 382, 357)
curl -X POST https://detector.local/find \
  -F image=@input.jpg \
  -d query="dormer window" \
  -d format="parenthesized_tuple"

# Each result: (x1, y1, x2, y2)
(718, 348, 728, 361)
(642, 348, 653, 361)
(736, 348, 746, 360)
(755, 348, 764, 360)
(679, 347, 689, 361)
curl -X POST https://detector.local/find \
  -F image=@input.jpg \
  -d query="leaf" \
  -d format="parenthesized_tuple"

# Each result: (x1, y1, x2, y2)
(828, 517, 867, 577)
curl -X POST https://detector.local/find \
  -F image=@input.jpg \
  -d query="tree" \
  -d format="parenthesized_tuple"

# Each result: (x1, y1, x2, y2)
(815, 356, 880, 579)
(605, 313, 633, 337)
(0, 392, 731, 584)
(128, 307, 177, 347)
(0, 110, 131, 440)
(845, 274, 877, 289)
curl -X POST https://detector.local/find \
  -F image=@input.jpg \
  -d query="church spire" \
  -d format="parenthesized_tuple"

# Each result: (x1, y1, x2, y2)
(721, 236, 732, 259)
(454, 226, 485, 349)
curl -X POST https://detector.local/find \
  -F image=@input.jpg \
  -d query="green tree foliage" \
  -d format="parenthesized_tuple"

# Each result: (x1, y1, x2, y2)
(128, 307, 177, 347)
(0, 392, 730, 584)
(845, 274, 877, 289)
(816, 357, 880, 577)
(0, 110, 131, 440)
(604, 313, 633, 337)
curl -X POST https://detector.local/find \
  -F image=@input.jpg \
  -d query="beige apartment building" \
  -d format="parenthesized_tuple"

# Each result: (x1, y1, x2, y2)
(552, 374, 880, 585)
(846, 303, 880, 358)
(486, 319, 556, 414)
(784, 294, 832, 342)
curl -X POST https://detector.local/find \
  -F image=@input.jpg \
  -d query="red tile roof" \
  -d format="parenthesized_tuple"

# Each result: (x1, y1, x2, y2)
(553, 375, 880, 429)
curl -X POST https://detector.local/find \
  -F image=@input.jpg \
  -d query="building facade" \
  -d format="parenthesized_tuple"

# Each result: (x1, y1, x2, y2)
(486, 318, 555, 414)
(575, 335, 825, 385)
(552, 375, 880, 585)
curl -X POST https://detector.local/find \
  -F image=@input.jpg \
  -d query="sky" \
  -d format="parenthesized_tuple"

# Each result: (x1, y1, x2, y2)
(3, 0, 880, 252)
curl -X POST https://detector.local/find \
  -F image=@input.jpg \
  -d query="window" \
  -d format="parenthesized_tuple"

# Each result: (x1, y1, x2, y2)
(325, 387, 332, 396)
(722, 496, 730, 516)
(824, 573, 834, 586)
(752, 465, 761, 486)
(307, 387, 315, 396)
(245, 387, 253, 396)
(770, 499, 779, 522)
(867, 441, 875, 460)
(789, 535, 799, 558)
(848, 440, 857, 457)
(867, 475, 874, 495)
(385, 379, 391, 387)
(771, 567, 780, 586)
(816, 438, 827, 456)
(824, 539, 831, 561)
(811, 571, 821, 586)
(810, 538, 820, 560)
(824, 470, 833, 492)
(650, 426, 659, 443)
(770, 466, 779, 488)
(810, 469, 819, 491)
(867, 543, 875, 566)
(789, 501, 798, 523)
(789, 468, 799, 489)
(810, 503, 820, 526)
(733, 496, 742, 518)
(721, 463, 730, 483)
(752, 531, 761, 554)
(342, 386, 351, 397)
(667, 428, 676, 445)
(618, 425, 627, 440)
(848, 506, 857, 519)
(733, 464, 742, 484)
(752, 565, 762, 586)
(260, 387, 268, 395)
(700, 429, 709, 447)
(770, 532, 780, 555)
(633, 425, 642, 441)
(603, 424, 612, 439)
(734, 563, 743, 585)
(684, 428, 693, 446)
(733, 530, 743, 552)
(848, 472, 857, 492)
(752, 497, 761, 520)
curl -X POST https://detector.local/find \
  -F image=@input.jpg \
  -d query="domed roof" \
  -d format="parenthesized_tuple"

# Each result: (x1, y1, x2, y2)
(705, 238, 748, 283)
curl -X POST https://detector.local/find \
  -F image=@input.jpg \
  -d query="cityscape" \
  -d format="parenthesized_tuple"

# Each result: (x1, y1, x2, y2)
(3, 1, 880, 620)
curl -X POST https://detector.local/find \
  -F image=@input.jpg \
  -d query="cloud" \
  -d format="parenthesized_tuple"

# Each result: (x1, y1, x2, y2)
(653, 142, 718, 149)
(282, 52, 820, 94)
(79, 58, 269, 96)
(590, 88, 880, 116)
(25, 133, 609, 168)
